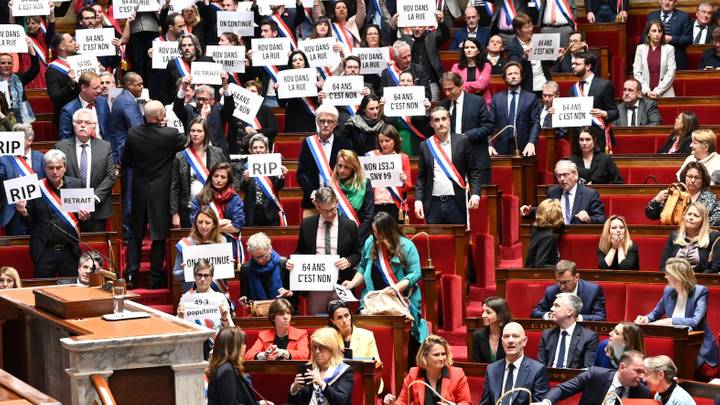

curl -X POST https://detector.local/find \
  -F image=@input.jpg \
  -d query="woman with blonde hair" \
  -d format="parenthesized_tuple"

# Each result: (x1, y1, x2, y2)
(525, 199, 564, 268)
(172, 206, 225, 285)
(658, 202, 720, 273)
(597, 215, 639, 270)
(288, 327, 353, 405)
(0, 267, 21, 289)
(677, 129, 720, 184)
(644, 355, 696, 404)
(330, 149, 374, 241)
(595, 321, 644, 368)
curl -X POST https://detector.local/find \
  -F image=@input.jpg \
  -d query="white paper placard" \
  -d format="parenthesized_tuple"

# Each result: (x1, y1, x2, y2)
(152, 40, 180, 69)
(138, 0, 161, 12)
(3, 173, 40, 204)
(113, 0, 138, 19)
(182, 242, 235, 281)
(12, 0, 50, 16)
(170, 0, 196, 12)
(334, 284, 358, 302)
(353, 47, 391, 75)
(206, 45, 246, 73)
(216, 11, 255, 37)
(359, 154, 403, 187)
(179, 292, 225, 327)
(277, 68, 317, 99)
(299, 37, 340, 68)
(67, 54, 100, 81)
(321, 76, 364, 106)
(247, 153, 282, 177)
(60, 188, 96, 212)
(397, 0, 437, 28)
(76, 28, 117, 57)
(251, 38, 291, 67)
(165, 103, 185, 134)
(383, 86, 425, 117)
(256, 0, 295, 8)
(190, 61, 224, 85)
(552, 97, 594, 128)
(0, 132, 25, 156)
(529, 33, 561, 61)
(0, 25, 27, 53)
(289, 254, 339, 291)
(228, 83, 263, 123)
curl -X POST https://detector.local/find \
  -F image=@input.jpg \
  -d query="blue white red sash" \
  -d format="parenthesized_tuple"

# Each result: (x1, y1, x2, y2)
(323, 362, 350, 386)
(501, 0, 517, 25)
(206, 201, 245, 264)
(39, 178, 80, 236)
(271, 14, 297, 49)
(398, 116, 427, 141)
(571, 81, 613, 153)
(182, 148, 209, 184)
(263, 65, 280, 83)
(616, 0, 623, 12)
(228, 72, 241, 85)
(306, 135, 333, 185)
(48, 59, 71, 76)
(366, 150, 405, 210)
(175, 236, 193, 254)
(300, 96, 317, 117)
(386, 64, 402, 85)
(483, 1, 494, 16)
(208, 201, 224, 220)
(331, 181, 360, 225)
(9, 156, 35, 176)
(174, 58, 191, 77)
(29, 37, 47, 66)
(427, 136, 467, 190)
(375, 245, 399, 287)
(248, 117, 262, 130)
(553, 0, 576, 28)
(255, 176, 287, 226)
(332, 22, 354, 51)
(38, 17, 47, 35)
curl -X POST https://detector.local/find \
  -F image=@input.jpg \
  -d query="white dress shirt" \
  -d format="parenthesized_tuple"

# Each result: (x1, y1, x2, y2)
(501, 355, 525, 404)
(431, 135, 455, 197)
(450, 92, 465, 134)
(562, 183, 578, 224)
(75, 137, 92, 188)
(694, 22, 709, 44)
(604, 373, 627, 405)
(315, 215, 339, 255)
(552, 322, 577, 368)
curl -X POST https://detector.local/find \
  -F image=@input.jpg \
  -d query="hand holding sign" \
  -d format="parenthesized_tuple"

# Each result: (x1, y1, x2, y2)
(551, 96, 594, 128)
(0, 25, 28, 53)
(3, 174, 40, 204)
(190, 61, 224, 85)
(277, 68, 318, 99)
(383, 86, 426, 117)
(0, 132, 25, 156)
(247, 153, 283, 177)
(397, 0, 437, 27)
(289, 254, 339, 291)
(60, 188, 96, 212)
(182, 243, 235, 281)
(529, 33, 561, 61)
(359, 154, 403, 187)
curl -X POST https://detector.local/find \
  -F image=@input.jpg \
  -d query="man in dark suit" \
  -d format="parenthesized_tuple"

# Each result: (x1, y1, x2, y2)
(123, 101, 186, 289)
(693, 3, 716, 44)
(449, 6, 490, 50)
(58, 71, 110, 140)
(108, 72, 144, 163)
(530, 260, 607, 321)
(296, 104, 352, 218)
(55, 108, 116, 233)
(415, 107, 482, 225)
(399, 12, 449, 101)
(550, 31, 597, 74)
(289, 187, 361, 315)
(489, 61, 541, 156)
(539, 351, 651, 404)
(480, 322, 549, 405)
(646, 0, 692, 69)
(160, 34, 216, 105)
(46, 33, 80, 127)
(439, 72, 494, 185)
(380, 41, 431, 100)
(585, 0, 628, 23)
(174, 78, 233, 155)
(538, 81, 568, 139)
(537, 292, 599, 369)
(614, 78, 662, 126)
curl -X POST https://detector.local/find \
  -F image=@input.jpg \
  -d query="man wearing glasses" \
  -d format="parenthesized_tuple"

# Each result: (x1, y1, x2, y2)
(58, 71, 109, 140)
(174, 79, 231, 155)
(531, 259, 607, 321)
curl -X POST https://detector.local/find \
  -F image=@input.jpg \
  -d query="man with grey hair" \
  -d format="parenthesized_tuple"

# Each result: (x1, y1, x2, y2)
(174, 77, 231, 154)
(98, 72, 115, 97)
(162, 33, 215, 105)
(537, 292, 599, 369)
(693, 3, 716, 44)
(379, 41, 431, 99)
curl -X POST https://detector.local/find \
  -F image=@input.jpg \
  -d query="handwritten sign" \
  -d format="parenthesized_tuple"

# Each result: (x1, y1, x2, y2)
(247, 153, 282, 177)
(206, 45, 246, 73)
(0, 132, 25, 156)
(359, 154, 403, 187)
(397, 0, 437, 28)
(353, 47, 391, 75)
(165, 103, 185, 134)
(151, 40, 180, 69)
(216, 11, 255, 37)
(182, 242, 235, 281)
(251, 38, 291, 67)
(60, 188, 96, 212)
(179, 292, 225, 327)
(277, 68, 317, 99)
(76, 28, 116, 57)
(0, 25, 27, 53)
(299, 37, 340, 68)
(529, 33, 561, 61)
(67, 54, 101, 81)
(383, 86, 425, 117)
(228, 84, 263, 123)
(3, 173, 40, 204)
(289, 254, 339, 291)
(321, 76, 363, 106)
(552, 96, 594, 128)
(12, 0, 50, 16)
(190, 61, 224, 85)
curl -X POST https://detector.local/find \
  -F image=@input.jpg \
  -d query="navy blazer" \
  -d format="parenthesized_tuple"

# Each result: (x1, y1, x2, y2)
(506, 37, 552, 92)
(547, 184, 606, 224)
(567, 77, 618, 151)
(58, 96, 110, 140)
(439, 93, 495, 171)
(489, 88, 541, 156)
(107, 89, 144, 163)
(0, 151, 44, 234)
(646, 9, 692, 69)
(480, 356, 549, 405)
(544, 366, 651, 405)
(538, 324, 599, 369)
(647, 285, 719, 367)
(531, 279, 607, 320)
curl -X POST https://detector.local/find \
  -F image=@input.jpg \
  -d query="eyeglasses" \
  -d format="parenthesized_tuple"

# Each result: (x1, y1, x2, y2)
(73, 120, 96, 126)
(318, 207, 338, 214)
(555, 280, 574, 286)
(195, 273, 212, 279)
(317, 119, 336, 126)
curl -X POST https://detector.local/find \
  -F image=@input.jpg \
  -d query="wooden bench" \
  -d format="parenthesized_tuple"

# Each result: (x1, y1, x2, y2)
(0, 368, 60, 404)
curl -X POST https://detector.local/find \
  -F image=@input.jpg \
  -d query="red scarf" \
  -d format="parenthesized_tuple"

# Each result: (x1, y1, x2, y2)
(212, 187, 236, 214)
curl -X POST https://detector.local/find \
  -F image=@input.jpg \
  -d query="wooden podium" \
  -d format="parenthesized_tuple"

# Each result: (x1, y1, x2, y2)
(0, 285, 212, 405)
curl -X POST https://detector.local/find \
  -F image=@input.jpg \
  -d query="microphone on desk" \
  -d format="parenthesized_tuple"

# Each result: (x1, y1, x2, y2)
(49, 222, 119, 290)
(488, 124, 520, 157)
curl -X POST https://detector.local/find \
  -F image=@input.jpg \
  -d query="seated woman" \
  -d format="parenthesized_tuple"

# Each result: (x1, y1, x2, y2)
(470, 296, 511, 363)
(636, 258, 719, 380)
(240, 232, 294, 308)
(244, 298, 309, 361)
(633, 20, 676, 99)
(657, 111, 697, 154)
(451, 37, 492, 105)
(485, 35, 508, 75)
(647, 162, 720, 226)
(597, 215, 640, 270)
(383, 335, 471, 405)
(676, 129, 720, 184)
(343, 94, 385, 156)
(239, 134, 288, 226)
(372, 125, 412, 223)
(644, 356, 697, 403)
(595, 321, 645, 369)
(288, 327, 353, 405)
(659, 202, 720, 273)
(525, 199, 563, 268)
(568, 127, 623, 184)
(172, 207, 226, 282)
(0, 266, 21, 289)
(330, 149, 374, 241)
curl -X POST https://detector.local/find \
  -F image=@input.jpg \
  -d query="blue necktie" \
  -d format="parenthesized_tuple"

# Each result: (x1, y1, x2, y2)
(563, 191, 572, 224)
(555, 330, 568, 368)
(508, 91, 517, 125)
(501, 363, 515, 405)
(662, 13, 670, 30)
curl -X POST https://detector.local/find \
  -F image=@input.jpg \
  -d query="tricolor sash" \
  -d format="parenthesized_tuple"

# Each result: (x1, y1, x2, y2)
(9, 156, 35, 177)
(366, 151, 406, 211)
(300, 96, 317, 117)
(331, 181, 360, 225)
(29, 37, 47, 66)
(332, 22, 354, 51)
(208, 201, 224, 220)
(376, 245, 399, 287)
(306, 135, 333, 185)
(553, 0, 576, 28)
(386, 64, 402, 85)
(255, 176, 288, 226)
(426, 136, 467, 190)
(174, 58, 191, 77)
(322, 362, 351, 386)
(571, 81, 613, 153)
(501, 0, 517, 26)
(48, 59, 71, 76)
(616, 0, 623, 13)
(271, 14, 297, 49)
(248, 117, 262, 130)
(398, 116, 427, 141)
(228, 72, 241, 85)
(263, 65, 280, 83)
(38, 17, 47, 35)
(175, 236, 193, 254)
(483, 1, 495, 16)
(182, 148, 209, 184)
(39, 178, 80, 236)
(206, 201, 245, 264)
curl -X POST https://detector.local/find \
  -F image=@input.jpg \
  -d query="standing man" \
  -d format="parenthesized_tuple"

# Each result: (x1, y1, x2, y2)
(147, 12, 186, 102)
(550, 31, 590, 74)
(537, 293, 599, 369)
(108, 72, 144, 163)
(58, 72, 109, 140)
(380, 41, 431, 99)
(46, 33, 79, 127)
(160, 34, 214, 105)
(174, 80, 232, 155)
(123, 101, 186, 289)
(585, 0, 628, 23)
(530, 260, 607, 321)
(243, 20, 281, 108)
(450, 6, 489, 50)
(399, 12, 449, 101)
(646, 0, 692, 69)
(693, 3, 716, 44)
(55, 109, 115, 232)
(489, 0, 528, 46)
(614, 78, 662, 126)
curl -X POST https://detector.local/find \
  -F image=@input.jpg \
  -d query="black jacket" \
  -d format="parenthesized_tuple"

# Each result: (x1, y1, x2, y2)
(471, 327, 506, 363)
(568, 152, 624, 185)
(239, 174, 285, 226)
(660, 230, 720, 273)
(525, 226, 560, 268)
(597, 243, 640, 270)
(295, 214, 362, 283)
(207, 363, 257, 405)
(288, 365, 354, 405)
(296, 135, 352, 208)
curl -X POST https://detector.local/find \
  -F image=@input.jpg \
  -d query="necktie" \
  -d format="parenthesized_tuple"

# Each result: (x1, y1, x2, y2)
(662, 13, 670, 30)
(695, 25, 706, 44)
(555, 330, 568, 368)
(451, 101, 458, 134)
(508, 91, 517, 125)
(563, 192, 572, 224)
(87, 101, 95, 110)
(543, 110, 552, 128)
(79, 144, 88, 188)
(324, 221, 332, 255)
(501, 363, 515, 405)
(628, 106, 637, 126)
(578, 80, 586, 96)
(614, 385, 626, 405)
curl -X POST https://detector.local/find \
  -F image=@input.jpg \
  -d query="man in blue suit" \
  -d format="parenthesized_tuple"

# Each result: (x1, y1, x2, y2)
(481, 322, 549, 405)
(107, 72, 144, 164)
(58, 71, 109, 140)
(646, 0, 692, 69)
(537, 293, 599, 369)
(449, 6, 490, 50)
(488, 62, 541, 156)
(531, 260, 607, 321)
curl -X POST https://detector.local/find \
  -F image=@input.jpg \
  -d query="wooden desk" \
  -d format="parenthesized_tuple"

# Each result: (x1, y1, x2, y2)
(0, 369, 59, 404)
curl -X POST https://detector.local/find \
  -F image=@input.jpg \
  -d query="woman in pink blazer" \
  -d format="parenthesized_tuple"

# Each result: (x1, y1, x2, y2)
(451, 37, 492, 106)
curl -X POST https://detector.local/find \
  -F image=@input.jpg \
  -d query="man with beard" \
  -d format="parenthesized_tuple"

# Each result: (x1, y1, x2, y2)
(147, 13, 186, 101)
(160, 34, 215, 105)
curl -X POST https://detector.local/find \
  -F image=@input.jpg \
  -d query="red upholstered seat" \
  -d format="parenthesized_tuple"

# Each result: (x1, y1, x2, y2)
(505, 279, 554, 318)
(524, 330, 542, 359)
(441, 274, 463, 331)
(33, 121, 58, 142)
(275, 140, 302, 160)
(644, 336, 675, 358)
(606, 196, 658, 225)
(411, 234, 456, 276)
(631, 236, 668, 271)
(596, 282, 627, 322)
(624, 284, 665, 320)
(0, 241, 113, 279)
(706, 287, 720, 341)
(472, 233, 496, 288)
(467, 375, 485, 403)
(613, 135, 663, 154)
(626, 166, 678, 184)
(282, 197, 303, 226)
(558, 234, 600, 269)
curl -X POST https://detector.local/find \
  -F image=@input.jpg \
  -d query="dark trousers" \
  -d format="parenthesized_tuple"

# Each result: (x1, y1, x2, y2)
(81, 218, 107, 232)
(125, 208, 167, 287)
(426, 197, 466, 225)
(594, 4, 618, 22)
(179, 206, 192, 229)
(251, 206, 280, 226)
(34, 245, 80, 278)
(121, 167, 133, 239)
(479, 169, 491, 186)
(128, 31, 158, 81)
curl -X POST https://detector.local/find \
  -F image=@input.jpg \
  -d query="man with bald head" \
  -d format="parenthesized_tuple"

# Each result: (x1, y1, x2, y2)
(123, 101, 185, 289)
(481, 322, 549, 405)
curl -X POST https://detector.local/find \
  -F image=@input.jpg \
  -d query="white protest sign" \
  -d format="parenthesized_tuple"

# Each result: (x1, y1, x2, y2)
(216, 11, 255, 37)
(277, 68, 317, 99)
(552, 96, 594, 128)
(334, 284, 358, 302)
(67, 54, 100, 81)
(165, 103, 185, 134)
(170, 0, 196, 12)
(113, 0, 138, 19)
(190, 61, 224, 85)
(299, 37, 340, 68)
(60, 188, 96, 212)
(76, 28, 117, 57)
(228, 83, 263, 123)
(529, 33, 561, 61)
(247, 153, 282, 177)
(321, 76, 363, 106)
(251, 38, 291, 67)
(3, 173, 40, 204)
(0, 132, 25, 156)
(353, 47, 391, 75)
(0, 25, 28, 53)
(206, 45, 246, 73)
(138, 0, 161, 12)
(182, 242, 235, 281)
(359, 154, 403, 187)
(256, 0, 295, 8)
(179, 292, 225, 327)
(397, 0, 437, 28)
(383, 86, 425, 117)
(12, 0, 50, 16)
(152, 40, 180, 69)
(289, 254, 339, 291)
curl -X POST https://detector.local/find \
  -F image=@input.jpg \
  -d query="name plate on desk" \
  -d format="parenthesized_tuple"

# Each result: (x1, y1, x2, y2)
(33, 286, 138, 319)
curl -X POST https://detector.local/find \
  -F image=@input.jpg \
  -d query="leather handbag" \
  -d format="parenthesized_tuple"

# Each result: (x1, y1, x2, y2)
(248, 299, 273, 317)
(660, 183, 691, 225)
(360, 290, 414, 321)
